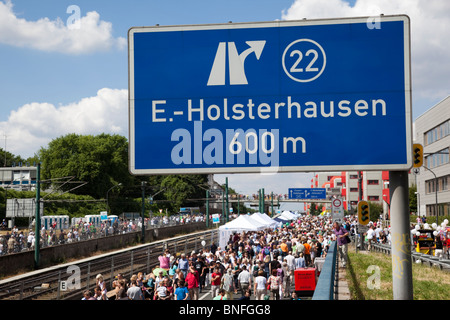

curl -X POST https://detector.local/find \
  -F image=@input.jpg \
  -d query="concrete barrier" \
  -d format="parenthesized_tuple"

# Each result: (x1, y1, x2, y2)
(312, 241, 337, 300)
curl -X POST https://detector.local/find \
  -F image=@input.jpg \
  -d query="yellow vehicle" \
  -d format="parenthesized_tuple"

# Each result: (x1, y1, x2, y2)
(415, 229, 435, 255)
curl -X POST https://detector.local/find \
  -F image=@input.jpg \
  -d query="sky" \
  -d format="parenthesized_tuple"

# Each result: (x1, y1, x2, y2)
(1, 0, 449, 212)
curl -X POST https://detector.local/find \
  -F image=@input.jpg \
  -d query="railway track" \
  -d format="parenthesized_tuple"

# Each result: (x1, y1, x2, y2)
(0, 229, 218, 300)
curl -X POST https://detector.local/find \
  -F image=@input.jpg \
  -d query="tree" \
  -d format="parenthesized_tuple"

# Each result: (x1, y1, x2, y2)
(160, 174, 208, 213)
(309, 203, 323, 216)
(368, 201, 383, 222)
(0, 148, 26, 167)
(409, 184, 417, 214)
(39, 133, 134, 199)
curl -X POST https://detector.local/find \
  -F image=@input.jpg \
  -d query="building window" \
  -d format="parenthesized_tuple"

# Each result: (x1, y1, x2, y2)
(368, 196, 380, 201)
(367, 180, 379, 185)
(425, 175, 450, 193)
(350, 188, 358, 192)
(425, 119, 450, 146)
(349, 175, 358, 179)
(425, 148, 449, 169)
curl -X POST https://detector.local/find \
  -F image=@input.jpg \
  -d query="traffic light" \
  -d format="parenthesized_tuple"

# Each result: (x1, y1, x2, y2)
(413, 143, 423, 168)
(358, 200, 370, 225)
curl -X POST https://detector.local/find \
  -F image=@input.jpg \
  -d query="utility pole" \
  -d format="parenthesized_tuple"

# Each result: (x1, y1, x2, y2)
(225, 177, 229, 222)
(34, 163, 41, 269)
(206, 190, 209, 228)
(390, 171, 413, 300)
(237, 192, 240, 215)
(261, 188, 265, 214)
(258, 189, 262, 213)
(141, 181, 146, 243)
(271, 192, 274, 217)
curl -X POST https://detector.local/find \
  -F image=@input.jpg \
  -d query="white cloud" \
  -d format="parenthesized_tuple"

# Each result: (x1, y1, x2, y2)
(281, 0, 450, 102)
(0, 88, 128, 158)
(0, 0, 126, 54)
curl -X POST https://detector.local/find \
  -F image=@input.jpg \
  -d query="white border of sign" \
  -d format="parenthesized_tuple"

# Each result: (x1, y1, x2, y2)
(128, 15, 412, 175)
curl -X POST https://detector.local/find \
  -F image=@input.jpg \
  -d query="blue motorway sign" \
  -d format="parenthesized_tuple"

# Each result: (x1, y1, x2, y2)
(289, 188, 327, 200)
(128, 16, 412, 175)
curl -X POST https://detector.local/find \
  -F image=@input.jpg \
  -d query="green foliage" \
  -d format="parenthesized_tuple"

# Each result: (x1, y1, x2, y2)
(368, 201, 383, 221)
(0, 148, 26, 167)
(160, 175, 208, 212)
(39, 133, 134, 199)
(43, 192, 105, 217)
(2, 134, 217, 219)
(309, 203, 323, 216)
(409, 184, 417, 214)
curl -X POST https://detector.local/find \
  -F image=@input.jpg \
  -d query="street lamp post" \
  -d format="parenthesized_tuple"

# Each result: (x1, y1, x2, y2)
(414, 191, 420, 217)
(206, 190, 209, 228)
(106, 183, 122, 215)
(423, 166, 439, 225)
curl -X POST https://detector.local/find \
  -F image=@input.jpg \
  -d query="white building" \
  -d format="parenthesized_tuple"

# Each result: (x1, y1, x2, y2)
(414, 96, 450, 218)
(0, 165, 38, 191)
(311, 171, 388, 214)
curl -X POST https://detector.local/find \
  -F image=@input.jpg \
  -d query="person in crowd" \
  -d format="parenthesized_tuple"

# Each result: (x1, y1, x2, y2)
(115, 279, 128, 300)
(253, 270, 267, 300)
(267, 269, 281, 300)
(82, 290, 96, 300)
(333, 221, 350, 268)
(435, 236, 444, 258)
(210, 266, 222, 298)
(281, 261, 291, 298)
(185, 265, 199, 300)
(127, 279, 144, 300)
(174, 280, 189, 300)
(237, 264, 251, 297)
(221, 268, 235, 300)
(178, 253, 189, 278)
(93, 285, 108, 300)
(159, 249, 171, 271)
(213, 288, 228, 300)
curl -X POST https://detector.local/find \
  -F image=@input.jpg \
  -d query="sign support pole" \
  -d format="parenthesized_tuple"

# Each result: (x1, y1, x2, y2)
(141, 181, 146, 244)
(206, 190, 209, 228)
(389, 170, 413, 300)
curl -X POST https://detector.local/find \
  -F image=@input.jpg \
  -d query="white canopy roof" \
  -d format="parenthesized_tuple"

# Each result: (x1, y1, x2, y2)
(251, 212, 278, 228)
(219, 214, 267, 232)
(218, 214, 269, 249)
(281, 210, 297, 220)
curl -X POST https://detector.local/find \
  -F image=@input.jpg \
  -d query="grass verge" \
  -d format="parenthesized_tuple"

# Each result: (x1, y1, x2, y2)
(346, 249, 450, 300)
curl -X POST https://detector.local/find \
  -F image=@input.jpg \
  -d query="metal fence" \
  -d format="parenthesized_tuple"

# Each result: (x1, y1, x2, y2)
(0, 229, 219, 300)
(0, 216, 207, 256)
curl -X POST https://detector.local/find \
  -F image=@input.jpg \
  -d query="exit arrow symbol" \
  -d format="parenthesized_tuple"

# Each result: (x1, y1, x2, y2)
(239, 41, 266, 61)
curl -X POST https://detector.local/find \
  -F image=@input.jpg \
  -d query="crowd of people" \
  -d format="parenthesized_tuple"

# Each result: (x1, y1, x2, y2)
(0, 214, 206, 255)
(81, 214, 359, 301)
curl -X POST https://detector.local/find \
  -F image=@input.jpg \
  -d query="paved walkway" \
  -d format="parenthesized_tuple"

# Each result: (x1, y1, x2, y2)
(335, 265, 351, 300)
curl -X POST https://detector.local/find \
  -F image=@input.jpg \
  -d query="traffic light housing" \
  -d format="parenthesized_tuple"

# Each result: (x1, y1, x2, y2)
(358, 200, 370, 225)
(413, 143, 423, 168)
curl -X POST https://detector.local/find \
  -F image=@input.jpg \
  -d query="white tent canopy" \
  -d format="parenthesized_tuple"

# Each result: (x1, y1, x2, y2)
(281, 210, 297, 220)
(218, 214, 269, 249)
(251, 212, 278, 228)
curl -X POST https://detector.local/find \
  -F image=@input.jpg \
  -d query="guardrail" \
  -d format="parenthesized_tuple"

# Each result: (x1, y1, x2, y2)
(312, 241, 337, 300)
(371, 243, 450, 271)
